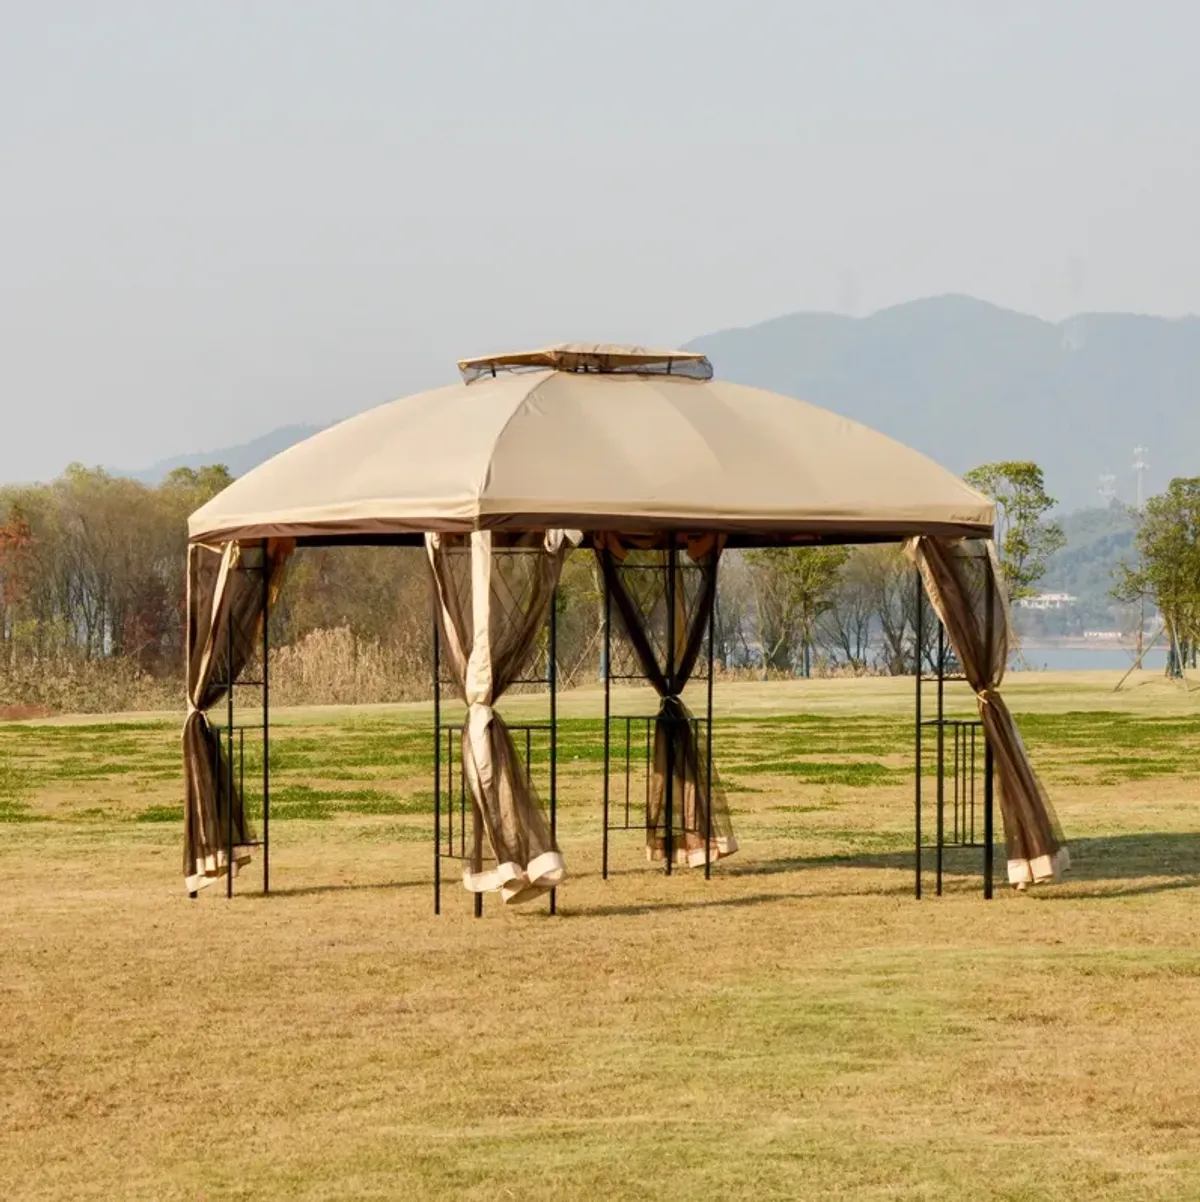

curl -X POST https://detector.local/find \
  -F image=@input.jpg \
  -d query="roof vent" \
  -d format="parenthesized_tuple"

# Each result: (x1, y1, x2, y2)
(458, 342, 712, 384)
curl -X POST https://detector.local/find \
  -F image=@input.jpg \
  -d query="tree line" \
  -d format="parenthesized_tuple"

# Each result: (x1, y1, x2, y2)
(8, 455, 1196, 710)
(1116, 476, 1200, 675)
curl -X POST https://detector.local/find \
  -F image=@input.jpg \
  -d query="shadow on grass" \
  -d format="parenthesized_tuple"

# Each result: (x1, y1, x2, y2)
(574, 884, 913, 919)
(718, 832, 1200, 899)
(207, 834, 1200, 911)
(236, 879, 427, 899)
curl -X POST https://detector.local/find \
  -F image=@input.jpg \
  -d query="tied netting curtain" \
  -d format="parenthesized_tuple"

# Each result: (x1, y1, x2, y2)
(426, 529, 577, 904)
(182, 540, 291, 893)
(908, 536, 1069, 886)
(597, 534, 737, 867)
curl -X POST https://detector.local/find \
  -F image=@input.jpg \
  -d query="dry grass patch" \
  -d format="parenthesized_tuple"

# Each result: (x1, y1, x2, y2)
(2, 674, 1200, 1199)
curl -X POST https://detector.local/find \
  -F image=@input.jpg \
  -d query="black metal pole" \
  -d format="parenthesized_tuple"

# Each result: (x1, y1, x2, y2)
(705, 558, 716, 880)
(953, 723, 961, 845)
(432, 597, 441, 916)
(226, 574, 235, 900)
(984, 566, 996, 900)
(447, 726, 454, 855)
(914, 566, 922, 900)
(644, 718, 650, 836)
(262, 546, 270, 895)
(664, 540, 676, 875)
(205, 727, 218, 901)
(984, 741, 995, 899)
(602, 570, 611, 880)
(466, 735, 481, 916)
(549, 585, 558, 916)
(624, 717, 631, 829)
(936, 620, 945, 897)
(473, 765, 483, 918)
(970, 725, 977, 845)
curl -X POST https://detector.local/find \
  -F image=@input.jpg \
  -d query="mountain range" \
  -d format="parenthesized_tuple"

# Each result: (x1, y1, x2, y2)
(129, 295, 1200, 510)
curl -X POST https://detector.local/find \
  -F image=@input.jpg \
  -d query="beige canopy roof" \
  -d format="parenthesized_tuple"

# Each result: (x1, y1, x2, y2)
(188, 344, 993, 545)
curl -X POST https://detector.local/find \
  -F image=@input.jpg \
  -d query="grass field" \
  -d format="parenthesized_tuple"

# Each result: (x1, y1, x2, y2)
(3, 670, 1200, 1200)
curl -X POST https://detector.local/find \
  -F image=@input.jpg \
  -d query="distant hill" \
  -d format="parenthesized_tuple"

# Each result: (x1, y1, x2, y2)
(123, 423, 323, 484)
(686, 295, 1200, 510)
(1035, 504, 1140, 628)
(123, 296, 1200, 508)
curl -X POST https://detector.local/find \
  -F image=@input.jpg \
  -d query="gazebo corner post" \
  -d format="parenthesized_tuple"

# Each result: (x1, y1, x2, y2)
(935, 620, 945, 897)
(226, 564, 235, 901)
(914, 565, 923, 900)
(704, 558, 717, 881)
(984, 741, 995, 898)
(952, 724, 961, 845)
(549, 584, 558, 917)
(262, 543, 271, 896)
(472, 726, 482, 918)
(663, 538, 677, 876)
(602, 570, 611, 881)
(432, 595, 441, 916)
(984, 567, 996, 900)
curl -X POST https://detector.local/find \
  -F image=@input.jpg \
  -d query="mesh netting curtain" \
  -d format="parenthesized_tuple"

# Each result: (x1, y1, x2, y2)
(908, 536, 1069, 886)
(426, 529, 576, 904)
(598, 535, 737, 867)
(183, 540, 291, 892)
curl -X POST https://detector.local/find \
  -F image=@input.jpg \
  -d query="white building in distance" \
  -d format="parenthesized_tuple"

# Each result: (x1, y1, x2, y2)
(1015, 592, 1078, 610)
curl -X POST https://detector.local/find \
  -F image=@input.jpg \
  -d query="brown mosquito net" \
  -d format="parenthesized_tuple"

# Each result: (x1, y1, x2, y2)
(426, 529, 577, 903)
(908, 536, 1069, 885)
(457, 343, 713, 385)
(183, 540, 291, 892)
(597, 534, 737, 867)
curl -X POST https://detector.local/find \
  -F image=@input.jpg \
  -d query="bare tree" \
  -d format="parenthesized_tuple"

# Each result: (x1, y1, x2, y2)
(745, 546, 848, 676)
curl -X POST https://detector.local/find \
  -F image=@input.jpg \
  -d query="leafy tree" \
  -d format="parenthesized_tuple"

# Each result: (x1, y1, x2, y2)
(1114, 477, 1200, 677)
(963, 461, 1065, 599)
(745, 546, 848, 676)
(0, 505, 34, 660)
(161, 464, 235, 509)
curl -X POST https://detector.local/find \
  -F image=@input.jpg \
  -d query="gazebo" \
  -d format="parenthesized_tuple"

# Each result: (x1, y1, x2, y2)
(183, 345, 1067, 908)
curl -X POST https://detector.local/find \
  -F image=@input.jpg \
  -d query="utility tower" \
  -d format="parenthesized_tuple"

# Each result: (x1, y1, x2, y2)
(1098, 469, 1117, 504)
(1132, 446, 1149, 511)
(1130, 446, 1150, 660)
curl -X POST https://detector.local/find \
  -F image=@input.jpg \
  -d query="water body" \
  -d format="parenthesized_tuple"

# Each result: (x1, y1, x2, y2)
(1012, 646, 1169, 672)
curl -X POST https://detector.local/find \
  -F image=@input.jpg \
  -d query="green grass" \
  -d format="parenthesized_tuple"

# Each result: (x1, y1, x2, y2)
(3, 674, 1200, 1200)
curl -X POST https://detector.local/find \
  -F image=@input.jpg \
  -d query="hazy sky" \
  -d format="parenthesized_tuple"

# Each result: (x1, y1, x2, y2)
(3, 1, 1199, 482)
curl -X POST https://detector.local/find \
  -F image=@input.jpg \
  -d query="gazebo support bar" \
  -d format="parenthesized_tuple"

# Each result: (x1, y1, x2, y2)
(914, 567, 923, 900)
(914, 566, 996, 899)
(549, 591, 558, 916)
(936, 622, 945, 896)
(664, 537, 677, 875)
(209, 545, 273, 901)
(599, 540, 718, 881)
(262, 544, 271, 896)
(431, 564, 559, 916)
(601, 583, 612, 880)
(984, 579, 995, 899)
(704, 560, 717, 880)
(433, 600, 441, 915)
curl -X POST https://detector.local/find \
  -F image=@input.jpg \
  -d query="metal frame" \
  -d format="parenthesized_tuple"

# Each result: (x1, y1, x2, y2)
(194, 538, 563, 913)
(432, 580, 559, 918)
(195, 541, 1002, 908)
(600, 540, 718, 881)
(191, 545, 272, 900)
(914, 566, 995, 899)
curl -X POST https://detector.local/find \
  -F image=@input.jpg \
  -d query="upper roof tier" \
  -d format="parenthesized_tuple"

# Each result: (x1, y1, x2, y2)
(188, 347, 993, 546)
